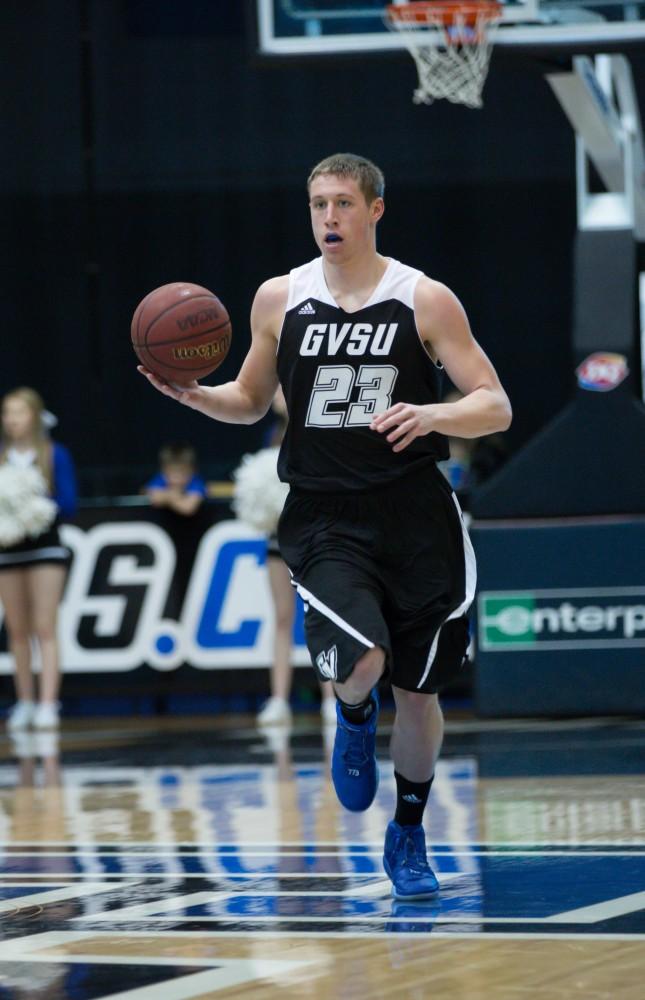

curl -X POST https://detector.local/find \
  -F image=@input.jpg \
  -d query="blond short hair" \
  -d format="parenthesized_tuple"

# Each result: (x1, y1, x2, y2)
(0, 386, 52, 487)
(307, 153, 385, 204)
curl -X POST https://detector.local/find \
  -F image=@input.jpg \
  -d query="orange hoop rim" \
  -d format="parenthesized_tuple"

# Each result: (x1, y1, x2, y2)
(386, 1, 503, 28)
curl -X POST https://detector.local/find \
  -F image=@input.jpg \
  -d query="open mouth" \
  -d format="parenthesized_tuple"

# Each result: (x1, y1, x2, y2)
(325, 233, 343, 244)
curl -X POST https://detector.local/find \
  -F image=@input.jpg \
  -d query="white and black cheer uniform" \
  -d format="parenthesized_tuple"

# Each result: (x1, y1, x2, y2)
(0, 445, 75, 571)
(276, 256, 476, 694)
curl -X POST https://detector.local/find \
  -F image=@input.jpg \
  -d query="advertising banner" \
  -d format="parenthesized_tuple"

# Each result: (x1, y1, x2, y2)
(472, 517, 645, 716)
(0, 509, 309, 675)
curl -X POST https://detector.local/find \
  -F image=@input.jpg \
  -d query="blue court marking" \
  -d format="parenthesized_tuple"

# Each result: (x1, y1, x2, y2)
(187, 898, 399, 918)
(0, 848, 643, 878)
(0, 856, 385, 876)
(0, 886, 62, 901)
(1, 847, 644, 936)
(68, 855, 643, 919)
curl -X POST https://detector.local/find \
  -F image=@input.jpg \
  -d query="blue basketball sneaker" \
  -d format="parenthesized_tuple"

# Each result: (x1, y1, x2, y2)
(331, 690, 379, 812)
(383, 820, 440, 899)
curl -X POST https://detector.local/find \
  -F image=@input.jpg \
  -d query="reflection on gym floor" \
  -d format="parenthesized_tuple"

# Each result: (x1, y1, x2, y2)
(0, 714, 643, 998)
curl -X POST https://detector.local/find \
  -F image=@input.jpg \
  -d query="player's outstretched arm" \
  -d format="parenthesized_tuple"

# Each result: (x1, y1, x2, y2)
(138, 276, 288, 425)
(371, 278, 512, 452)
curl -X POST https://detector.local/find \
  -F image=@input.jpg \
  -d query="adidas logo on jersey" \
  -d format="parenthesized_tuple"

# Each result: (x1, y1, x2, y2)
(316, 645, 338, 681)
(298, 301, 316, 315)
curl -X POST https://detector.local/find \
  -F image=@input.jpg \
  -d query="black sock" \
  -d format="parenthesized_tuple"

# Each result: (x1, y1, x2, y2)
(338, 695, 376, 726)
(394, 771, 434, 828)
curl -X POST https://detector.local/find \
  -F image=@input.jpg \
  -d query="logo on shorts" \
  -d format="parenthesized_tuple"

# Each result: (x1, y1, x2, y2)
(316, 645, 338, 680)
(479, 589, 645, 651)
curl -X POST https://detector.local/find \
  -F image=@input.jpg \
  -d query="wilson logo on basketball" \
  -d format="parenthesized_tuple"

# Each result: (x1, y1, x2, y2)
(176, 308, 223, 332)
(172, 336, 230, 361)
(576, 353, 629, 392)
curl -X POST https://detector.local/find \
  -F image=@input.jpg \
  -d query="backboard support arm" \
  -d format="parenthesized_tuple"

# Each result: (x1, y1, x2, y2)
(546, 54, 645, 239)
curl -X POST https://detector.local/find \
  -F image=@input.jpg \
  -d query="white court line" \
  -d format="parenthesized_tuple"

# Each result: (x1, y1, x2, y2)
(1, 849, 643, 858)
(77, 892, 227, 922)
(2, 840, 644, 848)
(545, 890, 645, 923)
(0, 883, 125, 913)
(75, 914, 592, 925)
(8, 928, 642, 946)
(0, 872, 387, 880)
(0, 859, 638, 880)
(0, 953, 306, 971)
(63, 915, 576, 926)
(140, 929, 645, 940)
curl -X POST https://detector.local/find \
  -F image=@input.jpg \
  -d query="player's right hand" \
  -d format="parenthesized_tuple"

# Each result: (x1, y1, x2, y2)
(137, 366, 200, 404)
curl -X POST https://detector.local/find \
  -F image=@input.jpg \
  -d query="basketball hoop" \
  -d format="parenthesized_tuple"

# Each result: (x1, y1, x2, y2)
(385, 1, 503, 109)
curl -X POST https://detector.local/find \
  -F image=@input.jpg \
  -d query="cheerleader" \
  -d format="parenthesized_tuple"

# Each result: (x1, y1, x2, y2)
(233, 387, 335, 727)
(0, 388, 77, 731)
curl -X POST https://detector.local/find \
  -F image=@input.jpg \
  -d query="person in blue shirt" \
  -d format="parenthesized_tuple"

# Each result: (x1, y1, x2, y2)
(145, 442, 207, 516)
(0, 387, 77, 733)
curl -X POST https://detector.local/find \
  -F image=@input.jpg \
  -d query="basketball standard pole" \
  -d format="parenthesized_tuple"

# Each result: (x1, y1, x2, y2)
(470, 52, 645, 518)
(470, 50, 645, 717)
(546, 54, 645, 404)
(546, 54, 645, 240)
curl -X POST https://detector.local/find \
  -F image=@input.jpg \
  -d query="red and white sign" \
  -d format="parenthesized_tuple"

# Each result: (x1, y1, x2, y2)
(576, 353, 629, 392)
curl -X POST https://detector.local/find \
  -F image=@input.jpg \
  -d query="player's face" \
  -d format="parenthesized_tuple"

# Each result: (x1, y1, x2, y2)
(309, 175, 383, 260)
(1, 397, 36, 442)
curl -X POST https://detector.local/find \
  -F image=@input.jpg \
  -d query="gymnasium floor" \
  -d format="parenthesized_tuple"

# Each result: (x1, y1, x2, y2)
(0, 710, 643, 999)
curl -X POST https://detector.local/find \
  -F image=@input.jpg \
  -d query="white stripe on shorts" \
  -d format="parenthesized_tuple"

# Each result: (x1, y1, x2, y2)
(294, 582, 375, 651)
(416, 492, 477, 690)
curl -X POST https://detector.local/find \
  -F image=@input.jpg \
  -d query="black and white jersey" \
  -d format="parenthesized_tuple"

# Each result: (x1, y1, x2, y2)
(276, 256, 449, 492)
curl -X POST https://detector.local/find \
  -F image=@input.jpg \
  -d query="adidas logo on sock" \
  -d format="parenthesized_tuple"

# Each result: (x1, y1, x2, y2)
(402, 793, 422, 803)
(298, 301, 316, 315)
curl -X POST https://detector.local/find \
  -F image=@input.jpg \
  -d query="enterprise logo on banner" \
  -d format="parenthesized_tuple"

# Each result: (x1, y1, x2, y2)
(479, 588, 645, 651)
(0, 521, 308, 674)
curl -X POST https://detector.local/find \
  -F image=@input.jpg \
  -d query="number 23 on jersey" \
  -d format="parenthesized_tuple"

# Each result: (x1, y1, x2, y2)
(306, 364, 398, 428)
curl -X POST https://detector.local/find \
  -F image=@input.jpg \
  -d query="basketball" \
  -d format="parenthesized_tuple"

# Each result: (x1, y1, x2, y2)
(131, 282, 232, 385)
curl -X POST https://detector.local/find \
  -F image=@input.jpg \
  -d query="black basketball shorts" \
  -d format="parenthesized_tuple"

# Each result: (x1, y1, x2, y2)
(277, 464, 476, 695)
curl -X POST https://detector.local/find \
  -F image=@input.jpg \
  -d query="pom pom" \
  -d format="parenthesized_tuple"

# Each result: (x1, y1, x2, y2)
(0, 466, 58, 547)
(232, 446, 289, 534)
(41, 409, 58, 429)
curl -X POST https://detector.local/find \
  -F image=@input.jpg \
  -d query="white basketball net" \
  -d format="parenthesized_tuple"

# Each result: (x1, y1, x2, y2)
(386, 2, 502, 109)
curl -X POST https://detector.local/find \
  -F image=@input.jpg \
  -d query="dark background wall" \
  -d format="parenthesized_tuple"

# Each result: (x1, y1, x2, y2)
(1, 0, 587, 495)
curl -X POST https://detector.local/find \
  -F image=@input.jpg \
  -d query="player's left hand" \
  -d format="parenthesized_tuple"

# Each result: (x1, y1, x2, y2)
(371, 403, 437, 453)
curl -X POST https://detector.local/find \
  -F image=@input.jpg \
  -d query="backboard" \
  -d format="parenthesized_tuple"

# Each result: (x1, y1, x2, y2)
(254, 0, 645, 56)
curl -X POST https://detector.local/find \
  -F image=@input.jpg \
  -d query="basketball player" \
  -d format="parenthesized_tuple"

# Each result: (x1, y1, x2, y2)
(139, 153, 512, 899)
